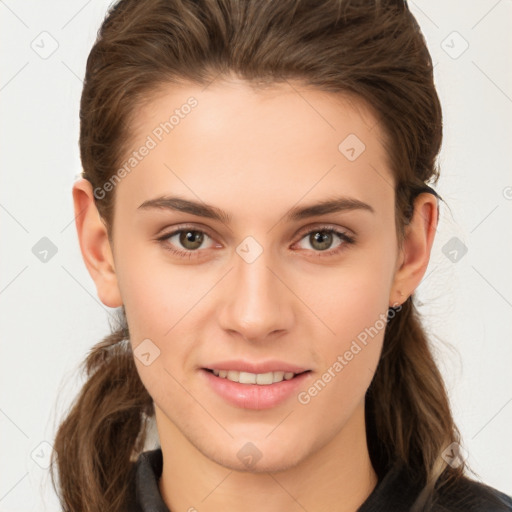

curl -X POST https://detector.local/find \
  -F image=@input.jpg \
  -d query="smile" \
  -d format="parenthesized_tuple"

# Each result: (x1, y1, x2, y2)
(209, 369, 297, 385)
(202, 368, 312, 409)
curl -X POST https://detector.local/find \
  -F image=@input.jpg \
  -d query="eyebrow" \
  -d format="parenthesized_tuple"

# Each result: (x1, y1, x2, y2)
(137, 195, 375, 223)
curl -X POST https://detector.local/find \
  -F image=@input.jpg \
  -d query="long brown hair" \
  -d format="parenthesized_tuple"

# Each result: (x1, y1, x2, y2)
(52, 0, 470, 510)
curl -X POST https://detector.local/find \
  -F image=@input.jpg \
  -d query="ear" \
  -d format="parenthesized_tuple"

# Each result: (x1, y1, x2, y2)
(389, 192, 439, 306)
(72, 178, 123, 308)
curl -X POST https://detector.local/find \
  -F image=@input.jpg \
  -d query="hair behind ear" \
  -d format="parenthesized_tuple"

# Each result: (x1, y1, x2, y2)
(50, 318, 154, 512)
(366, 298, 465, 511)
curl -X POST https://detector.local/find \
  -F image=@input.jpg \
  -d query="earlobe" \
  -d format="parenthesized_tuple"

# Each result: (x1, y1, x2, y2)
(389, 193, 439, 307)
(72, 178, 123, 308)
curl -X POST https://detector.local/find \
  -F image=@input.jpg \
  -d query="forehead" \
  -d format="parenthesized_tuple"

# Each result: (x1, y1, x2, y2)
(114, 79, 394, 225)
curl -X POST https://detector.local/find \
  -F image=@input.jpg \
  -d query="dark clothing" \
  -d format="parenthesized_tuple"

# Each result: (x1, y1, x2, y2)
(124, 448, 512, 511)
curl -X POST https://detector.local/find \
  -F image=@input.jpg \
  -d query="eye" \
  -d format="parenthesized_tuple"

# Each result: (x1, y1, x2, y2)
(157, 226, 217, 258)
(157, 224, 355, 259)
(294, 226, 355, 256)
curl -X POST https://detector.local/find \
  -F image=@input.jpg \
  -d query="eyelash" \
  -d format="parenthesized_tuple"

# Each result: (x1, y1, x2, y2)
(156, 224, 356, 260)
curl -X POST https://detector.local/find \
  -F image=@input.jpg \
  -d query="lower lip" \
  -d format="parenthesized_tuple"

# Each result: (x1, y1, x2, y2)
(201, 369, 311, 410)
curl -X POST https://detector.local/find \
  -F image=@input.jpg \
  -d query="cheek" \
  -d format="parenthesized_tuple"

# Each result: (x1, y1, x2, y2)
(291, 237, 395, 410)
(112, 239, 196, 387)
(115, 222, 396, 419)
(293, 241, 396, 343)
(293, 279, 388, 434)
(114, 232, 200, 337)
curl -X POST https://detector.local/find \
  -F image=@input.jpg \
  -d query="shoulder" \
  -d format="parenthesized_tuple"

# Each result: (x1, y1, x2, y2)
(122, 448, 169, 512)
(357, 460, 512, 512)
(432, 474, 512, 512)
(123, 459, 139, 512)
(123, 451, 512, 512)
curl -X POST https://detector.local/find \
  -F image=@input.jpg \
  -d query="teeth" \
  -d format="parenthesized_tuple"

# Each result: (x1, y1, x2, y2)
(273, 371, 285, 382)
(210, 369, 297, 385)
(239, 371, 257, 384)
(256, 372, 273, 385)
(227, 370, 239, 382)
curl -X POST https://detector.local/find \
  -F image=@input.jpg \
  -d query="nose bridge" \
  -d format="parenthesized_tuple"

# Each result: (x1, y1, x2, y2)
(219, 238, 293, 341)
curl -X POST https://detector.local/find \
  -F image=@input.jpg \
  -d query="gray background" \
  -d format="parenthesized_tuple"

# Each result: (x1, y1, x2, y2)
(1, 1, 511, 510)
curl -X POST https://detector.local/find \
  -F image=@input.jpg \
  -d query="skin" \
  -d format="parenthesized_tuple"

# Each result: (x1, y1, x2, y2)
(73, 78, 438, 512)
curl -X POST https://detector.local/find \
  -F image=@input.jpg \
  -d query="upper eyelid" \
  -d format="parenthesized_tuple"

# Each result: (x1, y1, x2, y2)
(295, 223, 353, 238)
(159, 224, 217, 243)
(159, 223, 353, 248)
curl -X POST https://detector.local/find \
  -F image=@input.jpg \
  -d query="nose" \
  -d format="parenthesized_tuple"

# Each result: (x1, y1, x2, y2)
(217, 243, 295, 343)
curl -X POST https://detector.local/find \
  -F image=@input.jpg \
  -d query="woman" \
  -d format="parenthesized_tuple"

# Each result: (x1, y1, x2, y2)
(51, 0, 512, 511)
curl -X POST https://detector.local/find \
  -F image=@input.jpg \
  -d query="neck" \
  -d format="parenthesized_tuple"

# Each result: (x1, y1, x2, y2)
(157, 401, 378, 512)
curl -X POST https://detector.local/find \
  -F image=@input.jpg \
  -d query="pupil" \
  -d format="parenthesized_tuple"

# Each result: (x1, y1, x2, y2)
(311, 231, 332, 251)
(180, 230, 203, 250)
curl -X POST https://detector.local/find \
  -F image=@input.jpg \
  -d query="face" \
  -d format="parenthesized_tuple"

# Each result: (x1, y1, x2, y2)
(104, 79, 402, 472)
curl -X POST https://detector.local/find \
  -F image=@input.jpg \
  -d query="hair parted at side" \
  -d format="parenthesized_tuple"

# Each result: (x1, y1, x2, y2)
(52, 1, 470, 510)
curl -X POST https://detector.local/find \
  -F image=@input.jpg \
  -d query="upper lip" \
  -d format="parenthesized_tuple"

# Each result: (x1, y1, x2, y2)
(204, 360, 310, 374)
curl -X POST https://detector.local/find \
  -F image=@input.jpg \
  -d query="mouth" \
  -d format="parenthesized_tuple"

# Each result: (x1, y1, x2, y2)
(204, 368, 311, 385)
(201, 366, 312, 409)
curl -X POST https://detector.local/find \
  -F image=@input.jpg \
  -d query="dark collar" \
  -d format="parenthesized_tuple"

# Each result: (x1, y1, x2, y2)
(124, 448, 512, 512)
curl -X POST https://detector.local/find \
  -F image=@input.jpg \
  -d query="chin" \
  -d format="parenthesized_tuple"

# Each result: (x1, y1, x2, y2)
(221, 451, 305, 474)
(202, 437, 309, 474)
